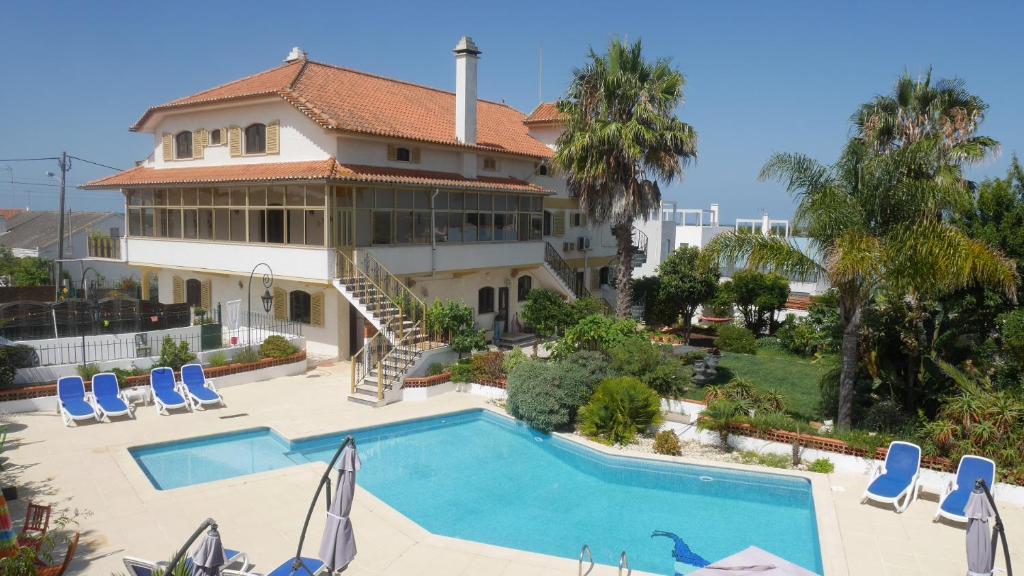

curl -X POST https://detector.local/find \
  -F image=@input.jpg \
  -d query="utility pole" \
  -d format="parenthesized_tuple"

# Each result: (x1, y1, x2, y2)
(54, 151, 70, 295)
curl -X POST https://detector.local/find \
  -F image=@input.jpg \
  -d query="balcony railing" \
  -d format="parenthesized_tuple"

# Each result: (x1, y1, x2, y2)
(88, 236, 121, 259)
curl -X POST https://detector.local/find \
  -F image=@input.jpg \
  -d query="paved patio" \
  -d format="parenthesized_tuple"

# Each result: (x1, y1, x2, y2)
(1, 362, 1020, 575)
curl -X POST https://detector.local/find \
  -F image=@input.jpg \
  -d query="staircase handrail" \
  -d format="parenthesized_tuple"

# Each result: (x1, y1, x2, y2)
(544, 241, 591, 299)
(631, 225, 649, 254)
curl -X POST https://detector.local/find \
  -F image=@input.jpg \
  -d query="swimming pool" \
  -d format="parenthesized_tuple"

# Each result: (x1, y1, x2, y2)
(131, 410, 823, 575)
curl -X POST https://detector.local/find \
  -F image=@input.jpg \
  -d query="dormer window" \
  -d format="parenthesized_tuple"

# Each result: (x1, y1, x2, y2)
(536, 163, 550, 176)
(209, 128, 223, 146)
(174, 131, 193, 159)
(245, 123, 267, 154)
(395, 147, 412, 162)
(482, 157, 498, 171)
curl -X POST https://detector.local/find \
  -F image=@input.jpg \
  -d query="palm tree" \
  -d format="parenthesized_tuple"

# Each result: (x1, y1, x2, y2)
(555, 38, 697, 317)
(702, 138, 1017, 430)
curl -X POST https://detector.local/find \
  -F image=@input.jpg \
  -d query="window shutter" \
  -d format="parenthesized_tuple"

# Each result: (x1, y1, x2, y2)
(228, 126, 242, 157)
(172, 276, 184, 303)
(273, 287, 287, 320)
(162, 133, 173, 161)
(140, 270, 151, 301)
(580, 213, 587, 226)
(552, 210, 566, 236)
(387, 145, 398, 161)
(200, 279, 212, 310)
(193, 129, 206, 160)
(266, 120, 280, 154)
(310, 291, 324, 327)
(411, 148, 421, 164)
(591, 269, 600, 290)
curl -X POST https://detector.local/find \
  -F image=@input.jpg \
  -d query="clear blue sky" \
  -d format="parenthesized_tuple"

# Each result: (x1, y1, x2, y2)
(1, 1, 1022, 223)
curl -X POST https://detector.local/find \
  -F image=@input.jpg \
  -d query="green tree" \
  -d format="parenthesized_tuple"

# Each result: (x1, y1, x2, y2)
(0, 247, 52, 287)
(520, 289, 572, 354)
(955, 155, 1024, 279)
(654, 246, 719, 342)
(425, 299, 484, 359)
(555, 38, 697, 318)
(720, 269, 789, 335)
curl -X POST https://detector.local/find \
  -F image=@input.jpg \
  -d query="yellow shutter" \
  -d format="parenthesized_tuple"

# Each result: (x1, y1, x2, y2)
(228, 126, 242, 157)
(140, 270, 151, 301)
(193, 129, 206, 160)
(387, 144, 398, 161)
(162, 133, 172, 161)
(411, 148, 421, 164)
(266, 120, 280, 154)
(200, 279, 212, 310)
(310, 291, 324, 327)
(552, 210, 566, 236)
(273, 287, 287, 320)
(172, 276, 184, 304)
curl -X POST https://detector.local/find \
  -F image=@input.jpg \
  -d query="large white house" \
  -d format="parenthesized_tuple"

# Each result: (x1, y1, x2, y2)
(85, 39, 636, 404)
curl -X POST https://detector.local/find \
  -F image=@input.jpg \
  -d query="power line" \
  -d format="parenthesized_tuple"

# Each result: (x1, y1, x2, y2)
(0, 157, 60, 163)
(68, 155, 122, 172)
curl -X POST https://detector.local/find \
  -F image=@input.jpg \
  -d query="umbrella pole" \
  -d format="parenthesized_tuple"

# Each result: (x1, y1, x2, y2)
(292, 436, 355, 575)
(166, 517, 217, 575)
(977, 479, 1013, 576)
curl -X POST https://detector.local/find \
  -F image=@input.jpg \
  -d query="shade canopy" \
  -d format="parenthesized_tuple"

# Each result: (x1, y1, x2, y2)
(318, 444, 361, 571)
(689, 546, 819, 576)
(190, 527, 227, 576)
(965, 489, 996, 576)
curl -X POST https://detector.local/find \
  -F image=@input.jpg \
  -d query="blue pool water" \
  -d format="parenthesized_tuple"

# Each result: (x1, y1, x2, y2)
(131, 410, 822, 575)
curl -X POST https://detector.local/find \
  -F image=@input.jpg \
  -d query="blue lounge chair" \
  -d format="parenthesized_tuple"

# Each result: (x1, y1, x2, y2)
(862, 441, 921, 512)
(263, 557, 326, 576)
(935, 455, 996, 523)
(123, 549, 249, 576)
(57, 376, 100, 427)
(180, 363, 225, 410)
(150, 367, 190, 415)
(92, 372, 133, 420)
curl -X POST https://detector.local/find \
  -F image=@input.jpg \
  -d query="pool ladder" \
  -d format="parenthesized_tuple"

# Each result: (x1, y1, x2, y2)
(577, 545, 631, 576)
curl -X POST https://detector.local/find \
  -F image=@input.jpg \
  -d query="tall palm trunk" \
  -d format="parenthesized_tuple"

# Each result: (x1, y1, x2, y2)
(614, 223, 635, 319)
(838, 295, 862, 431)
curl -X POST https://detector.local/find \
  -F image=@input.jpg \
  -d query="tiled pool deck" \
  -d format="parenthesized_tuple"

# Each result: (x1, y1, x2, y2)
(2, 362, 1019, 575)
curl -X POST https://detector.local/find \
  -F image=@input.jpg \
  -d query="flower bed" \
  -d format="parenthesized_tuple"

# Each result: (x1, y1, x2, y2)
(0, 350, 307, 402)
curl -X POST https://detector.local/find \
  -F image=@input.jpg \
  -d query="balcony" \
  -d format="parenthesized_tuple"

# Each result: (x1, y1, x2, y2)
(125, 237, 334, 281)
(365, 241, 545, 276)
(88, 236, 123, 260)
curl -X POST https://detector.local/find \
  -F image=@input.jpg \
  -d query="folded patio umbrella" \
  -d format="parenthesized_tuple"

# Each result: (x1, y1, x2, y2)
(0, 492, 15, 549)
(190, 524, 227, 576)
(689, 546, 819, 576)
(318, 443, 361, 572)
(965, 489, 995, 576)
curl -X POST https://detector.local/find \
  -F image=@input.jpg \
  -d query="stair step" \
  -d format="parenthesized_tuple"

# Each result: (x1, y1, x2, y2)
(347, 394, 386, 408)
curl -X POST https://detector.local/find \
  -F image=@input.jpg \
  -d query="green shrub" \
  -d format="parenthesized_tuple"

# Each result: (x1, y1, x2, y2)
(550, 315, 643, 359)
(233, 346, 261, 365)
(704, 378, 787, 414)
(569, 296, 609, 323)
(470, 351, 505, 382)
(505, 358, 597, 432)
(207, 351, 229, 367)
(808, 458, 835, 473)
(776, 315, 825, 357)
(111, 365, 146, 382)
(520, 289, 573, 341)
(426, 362, 448, 376)
(426, 299, 484, 358)
(450, 329, 487, 359)
(77, 363, 101, 381)
(450, 361, 475, 383)
(502, 347, 529, 375)
(260, 335, 298, 359)
(653, 430, 682, 456)
(0, 344, 36, 388)
(158, 337, 196, 370)
(862, 399, 909, 434)
(738, 451, 791, 469)
(677, 350, 707, 365)
(559, 350, 611, 380)
(756, 336, 785, 351)
(578, 377, 663, 445)
(697, 399, 744, 450)
(714, 324, 757, 354)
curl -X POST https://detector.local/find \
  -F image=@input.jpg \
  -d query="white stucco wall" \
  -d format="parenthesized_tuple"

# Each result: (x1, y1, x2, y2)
(366, 242, 545, 276)
(128, 238, 333, 281)
(149, 99, 335, 168)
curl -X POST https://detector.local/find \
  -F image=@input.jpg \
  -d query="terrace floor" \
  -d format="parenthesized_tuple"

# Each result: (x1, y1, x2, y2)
(2, 362, 1020, 576)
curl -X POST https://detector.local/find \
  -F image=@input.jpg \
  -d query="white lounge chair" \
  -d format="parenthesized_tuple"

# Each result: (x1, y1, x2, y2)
(57, 376, 100, 427)
(150, 367, 190, 415)
(91, 372, 134, 420)
(935, 455, 997, 522)
(862, 441, 922, 513)
(180, 363, 225, 410)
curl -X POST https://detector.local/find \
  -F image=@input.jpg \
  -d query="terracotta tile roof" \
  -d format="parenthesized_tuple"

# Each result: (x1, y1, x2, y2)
(0, 209, 25, 220)
(523, 102, 564, 125)
(82, 159, 551, 194)
(132, 60, 554, 159)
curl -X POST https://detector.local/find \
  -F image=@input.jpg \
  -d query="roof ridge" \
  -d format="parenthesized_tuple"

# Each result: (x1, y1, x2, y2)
(162, 60, 301, 107)
(302, 60, 523, 112)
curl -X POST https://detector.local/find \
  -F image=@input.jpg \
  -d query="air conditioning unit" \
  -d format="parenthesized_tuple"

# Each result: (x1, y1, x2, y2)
(577, 236, 590, 251)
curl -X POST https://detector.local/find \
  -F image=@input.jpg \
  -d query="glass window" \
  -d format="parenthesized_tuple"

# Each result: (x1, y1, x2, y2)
(214, 209, 229, 241)
(335, 187, 353, 208)
(517, 213, 531, 241)
(517, 276, 532, 301)
(449, 191, 464, 210)
(248, 187, 266, 206)
(289, 291, 311, 324)
(396, 191, 414, 209)
(165, 209, 181, 237)
(155, 208, 169, 237)
(197, 188, 212, 206)
(268, 186, 285, 206)
(209, 128, 222, 145)
(154, 189, 168, 206)
(127, 209, 141, 236)
(414, 212, 431, 244)
(478, 213, 493, 241)
(493, 194, 506, 212)
(304, 210, 324, 246)
(267, 209, 285, 243)
(478, 287, 494, 314)
(375, 189, 394, 209)
(213, 188, 230, 206)
(355, 210, 372, 246)
(230, 209, 246, 242)
(231, 188, 246, 206)
(182, 188, 198, 206)
(306, 186, 325, 206)
(183, 209, 198, 238)
(286, 185, 305, 206)
(464, 213, 479, 242)
(175, 131, 192, 159)
(167, 188, 182, 206)
(464, 192, 478, 211)
(532, 196, 543, 212)
(287, 209, 304, 244)
(531, 214, 543, 240)
(478, 192, 492, 212)
(127, 190, 142, 206)
(197, 209, 214, 240)
(249, 209, 266, 242)
(372, 211, 392, 244)
(140, 189, 154, 206)
(395, 147, 411, 162)
(448, 212, 462, 242)
(356, 188, 373, 208)
(141, 208, 155, 236)
(395, 211, 413, 244)
(245, 123, 266, 154)
(495, 213, 516, 241)
(186, 279, 202, 307)
(414, 190, 430, 210)
(520, 196, 531, 211)
(434, 191, 448, 210)
(435, 212, 449, 243)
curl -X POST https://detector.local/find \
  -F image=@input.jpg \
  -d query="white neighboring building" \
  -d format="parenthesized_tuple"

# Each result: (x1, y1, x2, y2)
(83, 39, 638, 404)
(633, 202, 829, 296)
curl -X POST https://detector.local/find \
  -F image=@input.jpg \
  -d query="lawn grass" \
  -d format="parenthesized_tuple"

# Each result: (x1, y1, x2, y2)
(685, 348, 836, 421)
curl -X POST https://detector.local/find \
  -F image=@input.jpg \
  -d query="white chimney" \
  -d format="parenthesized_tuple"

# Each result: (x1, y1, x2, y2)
(709, 203, 720, 226)
(285, 47, 307, 63)
(454, 36, 481, 146)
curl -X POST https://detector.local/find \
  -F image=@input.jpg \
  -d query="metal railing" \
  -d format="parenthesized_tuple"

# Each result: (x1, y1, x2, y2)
(544, 242, 590, 299)
(0, 299, 189, 341)
(618, 551, 631, 576)
(87, 236, 122, 260)
(351, 329, 391, 399)
(578, 545, 593, 576)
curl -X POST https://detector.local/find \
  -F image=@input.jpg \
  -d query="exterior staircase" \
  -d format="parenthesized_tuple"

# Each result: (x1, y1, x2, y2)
(334, 251, 444, 407)
(543, 241, 591, 301)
